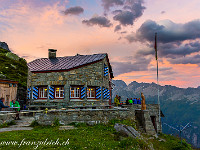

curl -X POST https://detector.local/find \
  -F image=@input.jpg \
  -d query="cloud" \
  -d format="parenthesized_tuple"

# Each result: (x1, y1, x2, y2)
(100, 0, 145, 26)
(170, 54, 200, 65)
(127, 19, 200, 43)
(136, 41, 200, 59)
(63, 6, 84, 16)
(161, 11, 165, 14)
(123, 0, 145, 18)
(114, 25, 121, 32)
(111, 56, 151, 76)
(112, 0, 145, 26)
(158, 42, 200, 58)
(113, 10, 135, 26)
(149, 66, 172, 72)
(82, 16, 112, 27)
(125, 19, 200, 63)
(101, 0, 124, 12)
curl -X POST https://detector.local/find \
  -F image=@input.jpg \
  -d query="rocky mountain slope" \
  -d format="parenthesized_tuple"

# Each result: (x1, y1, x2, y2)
(0, 42, 28, 100)
(112, 80, 200, 148)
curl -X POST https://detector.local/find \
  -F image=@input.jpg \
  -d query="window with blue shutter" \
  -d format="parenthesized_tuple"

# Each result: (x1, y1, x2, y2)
(81, 87, 86, 99)
(49, 86, 54, 99)
(32, 86, 38, 99)
(55, 87, 64, 98)
(103, 87, 108, 99)
(27, 87, 31, 100)
(106, 89, 110, 99)
(102, 88, 110, 99)
(104, 64, 109, 76)
(38, 87, 47, 99)
(96, 87, 101, 99)
(70, 87, 80, 98)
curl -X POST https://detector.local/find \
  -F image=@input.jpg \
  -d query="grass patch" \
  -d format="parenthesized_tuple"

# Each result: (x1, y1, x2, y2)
(0, 119, 193, 150)
(108, 119, 137, 129)
(148, 133, 193, 150)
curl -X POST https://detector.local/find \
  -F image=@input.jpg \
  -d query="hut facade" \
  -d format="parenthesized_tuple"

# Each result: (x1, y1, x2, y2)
(0, 79, 18, 106)
(27, 49, 114, 109)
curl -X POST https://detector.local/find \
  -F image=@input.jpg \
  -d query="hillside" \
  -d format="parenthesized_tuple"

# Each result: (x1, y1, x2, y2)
(0, 119, 193, 150)
(112, 80, 200, 148)
(0, 43, 28, 100)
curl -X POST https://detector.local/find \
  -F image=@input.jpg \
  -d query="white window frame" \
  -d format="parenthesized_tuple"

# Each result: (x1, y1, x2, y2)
(87, 87, 95, 98)
(70, 87, 80, 98)
(55, 87, 64, 98)
(39, 87, 47, 98)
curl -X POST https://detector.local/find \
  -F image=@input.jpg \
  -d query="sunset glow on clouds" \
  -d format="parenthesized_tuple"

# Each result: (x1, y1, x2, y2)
(1, 0, 200, 88)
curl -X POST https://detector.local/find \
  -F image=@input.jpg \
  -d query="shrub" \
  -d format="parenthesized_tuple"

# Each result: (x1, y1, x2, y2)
(52, 118, 61, 126)
(30, 120, 39, 127)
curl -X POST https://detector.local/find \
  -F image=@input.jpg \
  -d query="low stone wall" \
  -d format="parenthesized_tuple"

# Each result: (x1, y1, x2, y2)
(0, 112, 15, 125)
(35, 108, 135, 126)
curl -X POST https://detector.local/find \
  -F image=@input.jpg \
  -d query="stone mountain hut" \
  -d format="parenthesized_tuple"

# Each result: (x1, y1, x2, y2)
(27, 49, 114, 109)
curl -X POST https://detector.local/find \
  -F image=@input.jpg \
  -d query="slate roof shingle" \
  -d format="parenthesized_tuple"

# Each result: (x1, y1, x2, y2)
(28, 53, 108, 73)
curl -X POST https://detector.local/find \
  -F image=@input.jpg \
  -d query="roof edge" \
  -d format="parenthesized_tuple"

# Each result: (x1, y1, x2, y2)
(30, 59, 103, 73)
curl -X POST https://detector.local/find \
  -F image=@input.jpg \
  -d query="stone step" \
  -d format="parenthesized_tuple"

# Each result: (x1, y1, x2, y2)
(59, 126, 77, 130)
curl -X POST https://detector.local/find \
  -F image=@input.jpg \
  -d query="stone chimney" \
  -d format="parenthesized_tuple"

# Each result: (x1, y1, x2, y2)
(48, 49, 57, 59)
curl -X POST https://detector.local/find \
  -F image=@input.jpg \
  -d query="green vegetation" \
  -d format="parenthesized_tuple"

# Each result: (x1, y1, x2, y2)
(30, 120, 40, 127)
(0, 121, 16, 128)
(52, 118, 61, 127)
(148, 133, 192, 150)
(0, 47, 28, 87)
(0, 119, 192, 150)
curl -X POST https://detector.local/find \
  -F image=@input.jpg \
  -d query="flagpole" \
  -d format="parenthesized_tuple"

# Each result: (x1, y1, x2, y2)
(155, 33, 161, 128)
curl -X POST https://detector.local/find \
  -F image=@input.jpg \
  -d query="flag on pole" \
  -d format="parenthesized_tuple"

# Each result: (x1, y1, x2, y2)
(154, 33, 157, 60)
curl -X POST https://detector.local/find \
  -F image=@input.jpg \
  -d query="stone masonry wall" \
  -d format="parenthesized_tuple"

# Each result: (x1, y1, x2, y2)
(34, 104, 161, 135)
(28, 58, 109, 88)
(35, 108, 134, 126)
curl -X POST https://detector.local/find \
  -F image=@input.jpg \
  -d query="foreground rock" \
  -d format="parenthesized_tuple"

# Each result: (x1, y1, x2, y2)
(59, 126, 77, 130)
(114, 123, 140, 138)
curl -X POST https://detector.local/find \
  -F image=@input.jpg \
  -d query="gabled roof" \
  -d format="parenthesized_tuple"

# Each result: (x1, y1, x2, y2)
(0, 79, 18, 84)
(28, 53, 114, 78)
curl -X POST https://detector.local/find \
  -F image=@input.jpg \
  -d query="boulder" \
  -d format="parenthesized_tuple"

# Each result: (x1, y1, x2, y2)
(114, 123, 140, 138)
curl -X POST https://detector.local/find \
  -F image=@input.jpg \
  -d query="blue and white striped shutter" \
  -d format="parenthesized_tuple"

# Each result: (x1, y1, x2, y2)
(49, 86, 54, 99)
(81, 87, 86, 99)
(70, 86, 71, 98)
(103, 87, 108, 99)
(104, 64, 109, 76)
(27, 87, 31, 99)
(106, 89, 110, 99)
(63, 88, 65, 98)
(32, 87, 38, 99)
(96, 87, 101, 99)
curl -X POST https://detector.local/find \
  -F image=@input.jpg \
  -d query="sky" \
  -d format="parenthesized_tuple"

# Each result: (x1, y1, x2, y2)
(1, 0, 200, 88)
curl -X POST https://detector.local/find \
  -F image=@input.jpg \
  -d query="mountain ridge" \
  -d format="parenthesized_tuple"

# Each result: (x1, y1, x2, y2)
(112, 80, 200, 148)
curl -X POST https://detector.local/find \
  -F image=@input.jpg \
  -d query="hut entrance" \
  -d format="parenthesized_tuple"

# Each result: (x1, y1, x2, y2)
(150, 116, 157, 132)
